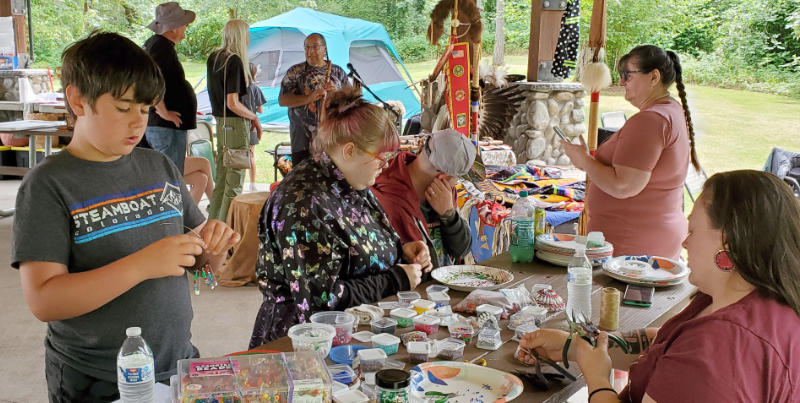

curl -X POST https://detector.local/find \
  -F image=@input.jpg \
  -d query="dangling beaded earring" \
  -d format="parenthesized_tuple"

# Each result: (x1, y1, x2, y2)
(714, 249, 735, 272)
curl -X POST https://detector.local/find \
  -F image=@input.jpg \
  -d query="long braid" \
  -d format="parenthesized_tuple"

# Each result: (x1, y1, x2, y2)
(667, 51, 700, 171)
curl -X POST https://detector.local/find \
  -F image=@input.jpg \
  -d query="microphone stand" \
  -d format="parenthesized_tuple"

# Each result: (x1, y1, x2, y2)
(348, 63, 401, 124)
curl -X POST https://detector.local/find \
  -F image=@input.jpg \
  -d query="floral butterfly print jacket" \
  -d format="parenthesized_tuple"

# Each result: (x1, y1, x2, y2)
(249, 153, 409, 347)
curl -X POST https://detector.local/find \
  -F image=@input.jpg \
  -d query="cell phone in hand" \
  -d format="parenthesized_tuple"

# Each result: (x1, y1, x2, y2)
(622, 284, 654, 307)
(553, 126, 570, 143)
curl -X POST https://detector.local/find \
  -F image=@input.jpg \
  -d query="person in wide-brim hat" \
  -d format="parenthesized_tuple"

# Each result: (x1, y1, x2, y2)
(147, 2, 195, 35)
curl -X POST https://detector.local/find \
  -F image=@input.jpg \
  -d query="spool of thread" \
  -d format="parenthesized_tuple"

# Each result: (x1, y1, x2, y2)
(599, 287, 621, 331)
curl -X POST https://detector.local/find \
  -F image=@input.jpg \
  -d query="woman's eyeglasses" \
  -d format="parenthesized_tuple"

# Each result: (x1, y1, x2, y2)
(359, 147, 399, 169)
(619, 69, 644, 82)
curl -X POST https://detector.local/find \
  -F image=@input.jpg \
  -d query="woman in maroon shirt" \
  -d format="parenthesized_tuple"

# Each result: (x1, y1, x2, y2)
(518, 170, 800, 402)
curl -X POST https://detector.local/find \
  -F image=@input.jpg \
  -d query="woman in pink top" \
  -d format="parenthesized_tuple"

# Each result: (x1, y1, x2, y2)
(563, 45, 701, 259)
(517, 170, 800, 402)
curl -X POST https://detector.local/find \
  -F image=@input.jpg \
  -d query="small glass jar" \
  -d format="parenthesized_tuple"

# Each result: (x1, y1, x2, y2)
(375, 369, 411, 403)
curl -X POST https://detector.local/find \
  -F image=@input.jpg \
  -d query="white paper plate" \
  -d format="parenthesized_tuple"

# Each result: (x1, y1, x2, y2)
(536, 250, 611, 267)
(410, 361, 524, 402)
(431, 265, 515, 292)
(536, 233, 614, 254)
(602, 255, 690, 287)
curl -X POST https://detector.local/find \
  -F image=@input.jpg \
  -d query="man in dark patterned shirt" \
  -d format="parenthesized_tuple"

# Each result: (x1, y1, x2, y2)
(278, 33, 348, 164)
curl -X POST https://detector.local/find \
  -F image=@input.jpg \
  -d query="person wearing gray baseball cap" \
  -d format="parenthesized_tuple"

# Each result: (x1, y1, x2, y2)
(372, 128, 475, 269)
(142, 2, 197, 174)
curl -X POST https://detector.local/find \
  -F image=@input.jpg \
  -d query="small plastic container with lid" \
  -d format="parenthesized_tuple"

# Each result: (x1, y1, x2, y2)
(371, 333, 401, 355)
(356, 348, 388, 372)
(310, 311, 357, 346)
(370, 317, 397, 335)
(400, 331, 428, 347)
(426, 284, 449, 298)
(514, 322, 539, 340)
(521, 305, 548, 326)
(328, 364, 357, 385)
(389, 308, 417, 327)
(413, 315, 441, 335)
(333, 389, 370, 403)
(396, 291, 421, 307)
(411, 299, 436, 315)
(476, 304, 504, 322)
(507, 311, 536, 331)
(476, 327, 503, 350)
(375, 369, 411, 403)
(437, 338, 467, 361)
(427, 291, 451, 309)
(407, 341, 430, 364)
(448, 319, 475, 343)
(382, 358, 405, 370)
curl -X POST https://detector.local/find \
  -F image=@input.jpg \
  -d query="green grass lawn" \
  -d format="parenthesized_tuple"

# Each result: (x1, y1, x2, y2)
(182, 55, 800, 183)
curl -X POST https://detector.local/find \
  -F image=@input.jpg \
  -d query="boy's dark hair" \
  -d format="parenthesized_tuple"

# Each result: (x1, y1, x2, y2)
(61, 31, 165, 118)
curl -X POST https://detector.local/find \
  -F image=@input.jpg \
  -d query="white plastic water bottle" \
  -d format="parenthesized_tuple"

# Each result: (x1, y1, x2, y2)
(117, 327, 154, 402)
(566, 245, 593, 322)
(509, 191, 536, 262)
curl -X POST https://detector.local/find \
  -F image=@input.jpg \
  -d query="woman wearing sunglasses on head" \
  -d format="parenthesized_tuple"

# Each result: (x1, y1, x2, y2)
(562, 45, 700, 260)
(249, 88, 427, 346)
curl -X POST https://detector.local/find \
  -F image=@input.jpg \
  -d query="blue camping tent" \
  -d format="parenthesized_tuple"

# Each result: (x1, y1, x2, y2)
(245, 8, 419, 126)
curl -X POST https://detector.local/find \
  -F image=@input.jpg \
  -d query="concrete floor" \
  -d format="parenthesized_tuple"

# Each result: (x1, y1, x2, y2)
(0, 179, 263, 402)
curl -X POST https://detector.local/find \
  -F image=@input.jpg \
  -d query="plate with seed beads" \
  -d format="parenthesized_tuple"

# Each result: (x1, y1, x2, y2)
(431, 265, 515, 292)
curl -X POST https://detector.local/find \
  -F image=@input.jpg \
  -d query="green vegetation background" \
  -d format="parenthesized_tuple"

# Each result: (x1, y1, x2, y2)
(27, 0, 800, 182)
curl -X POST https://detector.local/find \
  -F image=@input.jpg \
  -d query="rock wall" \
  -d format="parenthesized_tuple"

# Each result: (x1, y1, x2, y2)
(504, 82, 586, 166)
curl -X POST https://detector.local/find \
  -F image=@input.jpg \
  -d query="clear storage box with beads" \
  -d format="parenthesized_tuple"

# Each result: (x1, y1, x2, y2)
(175, 351, 332, 402)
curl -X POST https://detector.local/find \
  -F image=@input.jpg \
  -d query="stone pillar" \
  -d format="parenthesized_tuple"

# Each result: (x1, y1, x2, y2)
(503, 82, 586, 166)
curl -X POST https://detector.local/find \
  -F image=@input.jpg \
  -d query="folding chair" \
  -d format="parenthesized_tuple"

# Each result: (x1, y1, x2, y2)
(601, 111, 627, 130)
(187, 121, 214, 146)
(186, 121, 216, 180)
(763, 147, 800, 198)
(599, 111, 627, 146)
(265, 141, 292, 182)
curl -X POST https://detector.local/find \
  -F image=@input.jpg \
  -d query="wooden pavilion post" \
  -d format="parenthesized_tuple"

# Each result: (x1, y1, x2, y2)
(0, 0, 29, 68)
(526, 0, 565, 82)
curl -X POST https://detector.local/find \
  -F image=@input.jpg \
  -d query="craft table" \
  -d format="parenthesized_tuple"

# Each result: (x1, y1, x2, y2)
(0, 121, 72, 217)
(257, 252, 697, 402)
(219, 191, 270, 286)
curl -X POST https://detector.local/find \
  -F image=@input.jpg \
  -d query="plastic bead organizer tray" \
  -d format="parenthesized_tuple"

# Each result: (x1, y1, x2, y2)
(176, 351, 331, 402)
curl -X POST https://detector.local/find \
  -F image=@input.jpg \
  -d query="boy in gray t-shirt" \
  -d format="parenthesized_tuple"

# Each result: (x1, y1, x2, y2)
(11, 32, 240, 402)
